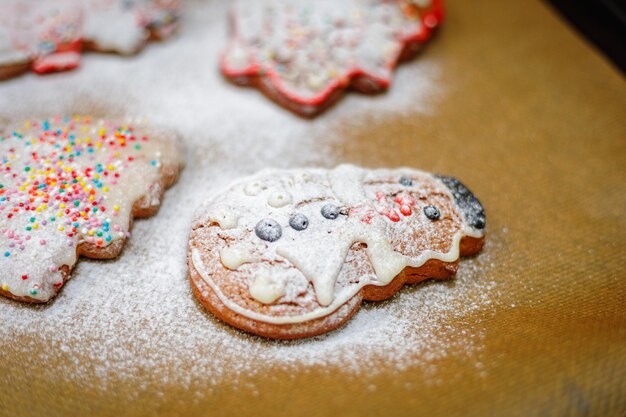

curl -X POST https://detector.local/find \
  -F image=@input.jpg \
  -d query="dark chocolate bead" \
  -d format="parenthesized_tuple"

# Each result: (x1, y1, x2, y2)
(399, 176, 413, 186)
(423, 205, 440, 220)
(255, 219, 282, 242)
(321, 204, 339, 220)
(289, 213, 309, 231)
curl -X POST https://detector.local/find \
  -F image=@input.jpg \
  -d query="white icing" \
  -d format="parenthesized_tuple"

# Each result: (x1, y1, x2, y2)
(276, 233, 352, 306)
(206, 207, 239, 230)
(358, 230, 407, 284)
(219, 244, 258, 270)
(248, 274, 286, 304)
(192, 165, 485, 324)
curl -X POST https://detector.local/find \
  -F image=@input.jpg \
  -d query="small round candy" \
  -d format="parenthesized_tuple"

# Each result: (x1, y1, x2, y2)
(321, 204, 340, 220)
(255, 219, 282, 242)
(289, 213, 309, 231)
(423, 205, 440, 220)
(399, 176, 413, 186)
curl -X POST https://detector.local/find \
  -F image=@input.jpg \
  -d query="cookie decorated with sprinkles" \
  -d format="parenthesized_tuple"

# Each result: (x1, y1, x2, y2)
(221, 0, 444, 117)
(0, 116, 184, 303)
(188, 165, 485, 339)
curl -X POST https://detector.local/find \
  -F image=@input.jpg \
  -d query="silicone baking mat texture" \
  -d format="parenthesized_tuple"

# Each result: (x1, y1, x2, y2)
(0, 0, 625, 416)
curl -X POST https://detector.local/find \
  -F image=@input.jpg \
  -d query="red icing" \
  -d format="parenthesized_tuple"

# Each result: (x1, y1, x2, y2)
(380, 208, 401, 222)
(374, 191, 417, 222)
(32, 41, 82, 74)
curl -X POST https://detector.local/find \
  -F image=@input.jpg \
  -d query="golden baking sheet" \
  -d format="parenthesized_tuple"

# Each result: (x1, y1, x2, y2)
(0, 1, 624, 416)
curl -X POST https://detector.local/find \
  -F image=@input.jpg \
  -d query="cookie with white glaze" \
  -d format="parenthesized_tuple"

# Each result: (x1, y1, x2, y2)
(188, 165, 485, 339)
(221, 0, 444, 117)
(0, 116, 184, 303)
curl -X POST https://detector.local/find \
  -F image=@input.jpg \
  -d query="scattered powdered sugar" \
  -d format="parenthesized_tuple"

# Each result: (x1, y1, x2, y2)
(0, 0, 496, 392)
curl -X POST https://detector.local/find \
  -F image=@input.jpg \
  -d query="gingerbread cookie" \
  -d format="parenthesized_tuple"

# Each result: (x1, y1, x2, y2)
(221, 0, 444, 117)
(0, 116, 184, 303)
(188, 165, 485, 339)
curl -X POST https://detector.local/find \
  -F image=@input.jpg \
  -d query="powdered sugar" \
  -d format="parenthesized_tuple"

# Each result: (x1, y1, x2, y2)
(0, 0, 495, 392)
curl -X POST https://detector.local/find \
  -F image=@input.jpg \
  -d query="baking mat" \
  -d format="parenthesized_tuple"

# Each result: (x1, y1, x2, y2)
(0, 1, 624, 416)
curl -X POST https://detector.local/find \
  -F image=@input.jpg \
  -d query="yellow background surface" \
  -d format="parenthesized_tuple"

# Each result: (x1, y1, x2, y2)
(1, 0, 625, 416)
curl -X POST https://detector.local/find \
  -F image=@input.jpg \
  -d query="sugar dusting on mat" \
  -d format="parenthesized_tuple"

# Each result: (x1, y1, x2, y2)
(0, 0, 495, 391)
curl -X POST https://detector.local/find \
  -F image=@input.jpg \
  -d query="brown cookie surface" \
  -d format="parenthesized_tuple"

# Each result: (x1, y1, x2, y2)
(188, 165, 485, 339)
(0, 116, 184, 303)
